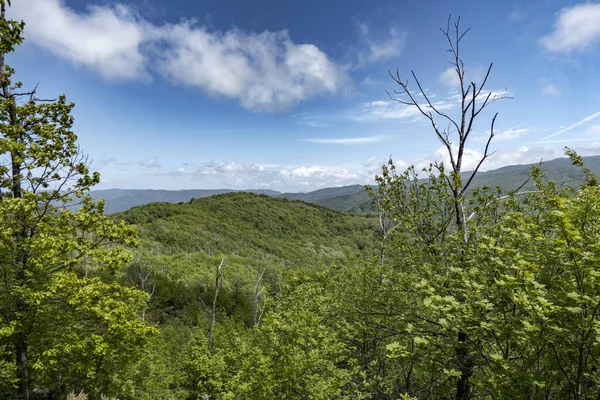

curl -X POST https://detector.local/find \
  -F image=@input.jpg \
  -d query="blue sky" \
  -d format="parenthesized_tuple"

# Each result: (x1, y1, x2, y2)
(6, 0, 600, 191)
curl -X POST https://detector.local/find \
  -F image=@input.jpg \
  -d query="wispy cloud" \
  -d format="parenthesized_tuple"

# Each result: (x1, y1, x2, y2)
(543, 111, 600, 140)
(11, 0, 348, 111)
(494, 128, 529, 141)
(139, 157, 162, 168)
(586, 124, 600, 135)
(355, 21, 405, 66)
(92, 158, 132, 171)
(507, 4, 524, 22)
(361, 75, 385, 87)
(363, 156, 378, 167)
(440, 67, 460, 88)
(541, 82, 560, 96)
(165, 160, 377, 191)
(303, 136, 384, 145)
(353, 99, 454, 122)
(540, 3, 600, 53)
(294, 91, 461, 127)
(533, 137, 600, 145)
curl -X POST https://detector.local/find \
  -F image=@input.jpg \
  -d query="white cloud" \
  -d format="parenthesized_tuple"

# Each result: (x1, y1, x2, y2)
(11, 0, 149, 80)
(433, 145, 487, 171)
(540, 3, 600, 53)
(480, 144, 600, 171)
(162, 160, 377, 191)
(356, 21, 405, 66)
(171, 161, 266, 178)
(303, 136, 384, 145)
(440, 67, 460, 88)
(414, 143, 600, 177)
(354, 99, 454, 122)
(10, 0, 348, 111)
(154, 25, 348, 111)
(279, 166, 357, 179)
(494, 128, 529, 141)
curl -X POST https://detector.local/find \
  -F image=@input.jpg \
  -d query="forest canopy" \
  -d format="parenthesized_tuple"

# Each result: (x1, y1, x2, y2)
(1, 4, 599, 400)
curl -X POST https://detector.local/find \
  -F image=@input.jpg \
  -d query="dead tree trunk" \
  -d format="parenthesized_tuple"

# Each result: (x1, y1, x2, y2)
(253, 265, 265, 329)
(208, 257, 225, 353)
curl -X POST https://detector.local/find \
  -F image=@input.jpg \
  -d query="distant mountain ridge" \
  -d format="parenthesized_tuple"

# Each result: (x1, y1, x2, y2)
(93, 155, 600, 214)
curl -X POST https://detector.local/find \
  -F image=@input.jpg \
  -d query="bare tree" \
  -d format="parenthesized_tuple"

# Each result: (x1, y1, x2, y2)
(128, 255, 157, 322)
(253, 265, 266, 329)
(387, 16, 509, 400)
(208, 257, 225, 353)
(388, 16, 509, 243)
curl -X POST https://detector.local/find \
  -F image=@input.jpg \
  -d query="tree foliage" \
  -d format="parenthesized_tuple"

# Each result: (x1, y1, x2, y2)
(3, 6, 600, 400)
(0, 3, 153, 399)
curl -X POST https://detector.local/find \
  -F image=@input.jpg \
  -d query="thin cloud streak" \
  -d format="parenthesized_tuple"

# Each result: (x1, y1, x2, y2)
(543, 111, 600, 140)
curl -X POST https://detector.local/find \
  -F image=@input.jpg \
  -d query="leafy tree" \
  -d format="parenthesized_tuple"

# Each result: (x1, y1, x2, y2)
(368, 16, 509, 399)
(182, 269, 353, 399)
(0, 3, 153, 398)
(368, 16, 600, 400)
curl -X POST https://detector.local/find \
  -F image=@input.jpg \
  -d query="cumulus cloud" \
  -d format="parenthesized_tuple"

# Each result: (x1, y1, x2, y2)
(10, 0, 348, 111)
(278, 166, 365, 188)
(170, 161, 266, 178)
(540, 3, 600, 53)
(11, 0, 149, 80)
(164, 160, 376, 191)
(153, 25, 347, 111)
(150, 142, 600, 191)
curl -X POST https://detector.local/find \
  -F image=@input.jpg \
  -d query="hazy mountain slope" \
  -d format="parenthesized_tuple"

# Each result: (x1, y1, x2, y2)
(94, 155, 600, 214)
(280, 185, 366, 202)
(320, 155, 600, 212)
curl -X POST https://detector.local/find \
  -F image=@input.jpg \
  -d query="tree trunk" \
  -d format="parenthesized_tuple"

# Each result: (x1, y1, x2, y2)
(253, 266, 265, 328)
(455, 331, 473, 400)
(208, 257, 225, 352)
(454, 196, 473, 400)
(16, 333, 29, 400)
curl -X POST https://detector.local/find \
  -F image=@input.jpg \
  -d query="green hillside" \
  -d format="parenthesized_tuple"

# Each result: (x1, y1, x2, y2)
(117, 192, 378, 265)
(111, 192, 379, 331)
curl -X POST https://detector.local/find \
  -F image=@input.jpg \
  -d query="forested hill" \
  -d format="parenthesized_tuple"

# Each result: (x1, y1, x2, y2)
(96, 155, 600, 214)
(115, 192, 379, 266)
